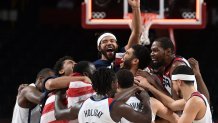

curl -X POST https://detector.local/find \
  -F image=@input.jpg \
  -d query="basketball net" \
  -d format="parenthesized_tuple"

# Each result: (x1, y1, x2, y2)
(140, 13, 157, 46)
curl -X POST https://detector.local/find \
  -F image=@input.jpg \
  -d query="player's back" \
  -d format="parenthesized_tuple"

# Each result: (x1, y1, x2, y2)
(78, 96, 116, 123)
(120, 96, 156, 123)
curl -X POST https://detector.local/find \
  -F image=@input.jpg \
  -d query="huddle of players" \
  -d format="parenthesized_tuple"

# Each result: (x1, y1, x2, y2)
(12, 0, 212, 122)
(12, 35, 213, 123)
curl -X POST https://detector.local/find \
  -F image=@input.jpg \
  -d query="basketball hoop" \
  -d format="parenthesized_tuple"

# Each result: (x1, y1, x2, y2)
(140, 13, 158, 46)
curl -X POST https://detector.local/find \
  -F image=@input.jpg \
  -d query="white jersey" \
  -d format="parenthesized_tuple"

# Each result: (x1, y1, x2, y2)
(120, 96, 155, 123)
(12, 83, 41, 123)
(78, 96, 116, 123)
(30, 104, 41, 123)
(193, 94, 212, 123)
(11, 99, 29, 123)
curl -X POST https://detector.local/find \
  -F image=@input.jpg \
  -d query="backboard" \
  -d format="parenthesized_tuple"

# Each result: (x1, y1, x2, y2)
(81, 0, 206, 29)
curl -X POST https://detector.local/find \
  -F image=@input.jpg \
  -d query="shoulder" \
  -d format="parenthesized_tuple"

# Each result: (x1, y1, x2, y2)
(111, 100, 128, 111)
(93, 59, 108, 65)
(93, 59, 111, 68)
(181, 96, 205, 120)
(188, 96, 205, 105)
(172, 56, 189, 67)
(20, 85, 36, 94)
(185, 96, 205, 111)
(93, 59, 102, 64)
(17, 86, 37, 107)
(172, 61, 187, 68)
(170, 60, 188, 73)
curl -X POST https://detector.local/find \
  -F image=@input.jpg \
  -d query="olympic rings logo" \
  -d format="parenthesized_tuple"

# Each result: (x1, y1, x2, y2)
(92, 12, 106, 19)
(182, 12, 196, 19)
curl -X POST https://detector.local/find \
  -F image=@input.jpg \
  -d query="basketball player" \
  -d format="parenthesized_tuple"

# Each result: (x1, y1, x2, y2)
(117, 69, 178, 123)
(145, 37, 210, 101)
(41, 56, 94, 122)
(121, 44, 167, 94)
(94, 0, 142, 69)
(54, 61, 96, 122)
(40, 56, 76, 123)
(120, 44, 180, 122)
(78, 68, 152, 123)
(172, 65, 212, 122)
(136, 65, 213, 123)
(12, 68, 55, 123)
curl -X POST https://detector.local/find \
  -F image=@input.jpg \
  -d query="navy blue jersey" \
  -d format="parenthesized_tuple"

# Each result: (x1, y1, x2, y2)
(93, 59, 112, 69)
(93, 47, 125, 71)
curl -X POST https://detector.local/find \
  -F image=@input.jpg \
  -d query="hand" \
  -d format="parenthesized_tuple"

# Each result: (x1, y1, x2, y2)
(83, 76, 92, 83)
(18, 83, 28, 94)
(134, 76, 152, 90)
(188, 57, 201, 75)
(135, 90, 150, 102)
(128, 0, 140, 9)
(136, 70, 158, 87)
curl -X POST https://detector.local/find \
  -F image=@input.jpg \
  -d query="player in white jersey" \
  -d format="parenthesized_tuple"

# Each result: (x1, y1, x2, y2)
(191, 92, 212, 123)
(12, 68, 55, 123)
(136, 65, 212, 123)
(79, 68, 152, 123)
(116, 69, 178, 123)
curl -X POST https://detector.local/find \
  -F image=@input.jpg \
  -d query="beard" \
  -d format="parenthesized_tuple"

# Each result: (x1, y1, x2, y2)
(122, 58, 133, 70)
(150, 59, 165, 70)
(101, 50, 115, 61)
(100, 48, 118, 61)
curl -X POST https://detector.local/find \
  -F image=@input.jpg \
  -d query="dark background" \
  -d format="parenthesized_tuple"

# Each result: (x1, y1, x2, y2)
(0, 0, 218, 122)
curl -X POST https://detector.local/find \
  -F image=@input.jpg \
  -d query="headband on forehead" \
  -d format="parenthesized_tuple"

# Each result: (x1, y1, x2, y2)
(171, 74, 195, 81)
(97, 33, 117, 47)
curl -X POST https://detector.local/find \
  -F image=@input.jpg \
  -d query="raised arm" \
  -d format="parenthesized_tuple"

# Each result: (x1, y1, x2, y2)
(135, 76, 185, 111)
(45, 76, 90, 91)
(125, 0, 142, 50)
(188, 57, 210, 104)
(111, 91, 152, 123)
(55, 90, 81, 120)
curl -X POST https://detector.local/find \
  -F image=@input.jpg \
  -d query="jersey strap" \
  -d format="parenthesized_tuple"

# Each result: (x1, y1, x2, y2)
(109, 98, 117, 112)
(190, 92, 207, 106)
